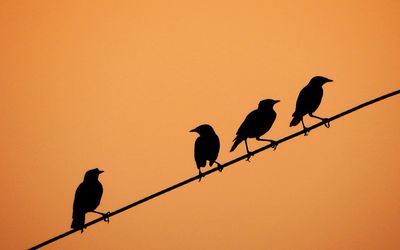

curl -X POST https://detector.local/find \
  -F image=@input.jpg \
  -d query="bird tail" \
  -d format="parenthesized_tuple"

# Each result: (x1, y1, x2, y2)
(230, 136, 243, 152)
(290, 115, 301, 127)
(71, 212, 85, 230)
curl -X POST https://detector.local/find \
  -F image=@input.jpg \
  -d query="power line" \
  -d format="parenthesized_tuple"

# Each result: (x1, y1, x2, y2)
(28, 89, 400, 249)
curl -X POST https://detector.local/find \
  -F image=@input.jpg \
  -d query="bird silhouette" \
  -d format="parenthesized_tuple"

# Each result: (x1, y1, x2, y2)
(290, 76, 332, 135)
(190, 124, 221, 181)
(71, 168, 107, 232)
(230, 99, 279, 160)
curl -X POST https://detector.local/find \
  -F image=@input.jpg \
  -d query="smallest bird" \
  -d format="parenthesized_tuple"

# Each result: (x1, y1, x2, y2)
(71, 168, 108, 233)
(190, 124, 221, 182)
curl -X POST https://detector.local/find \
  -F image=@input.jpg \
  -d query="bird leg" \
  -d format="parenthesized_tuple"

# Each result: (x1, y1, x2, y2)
(256, 137, 278, 150)
(309, 113, 330, 128)
(92, 211, 111, 223)
(215, 161, 224, 172)
(301, 118, 310, 136)
(244, 139, 254, 161)
(198, 169, 205, 182)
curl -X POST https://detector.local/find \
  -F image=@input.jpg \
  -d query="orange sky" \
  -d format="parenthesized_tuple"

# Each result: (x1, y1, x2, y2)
(1, 1, 399, 249)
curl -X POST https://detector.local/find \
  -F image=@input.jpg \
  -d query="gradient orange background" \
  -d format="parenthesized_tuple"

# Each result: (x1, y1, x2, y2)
(1, 1, 399, 249)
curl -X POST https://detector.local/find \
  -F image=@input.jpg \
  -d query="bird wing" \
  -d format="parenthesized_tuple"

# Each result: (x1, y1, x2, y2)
(73, 181, 103, 213)
(294, 85, 324, 117)
(72, 183, 86, 217)
(237, 109, 275, 138)
(263, 110, 277, 132)
(194, 137, 207, 168)
(88, 182, 103, 211)
(208, 134, 220, 165)
(293, 86, 309, 117)
(236, 110, 259, 137)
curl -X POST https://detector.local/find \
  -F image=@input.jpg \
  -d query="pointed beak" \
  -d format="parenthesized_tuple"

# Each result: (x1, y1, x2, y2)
(99, 170, 104, 174)
(189, 128, 196, 133)
(326, 78, 333, 83)
(274, 100, 280, 103)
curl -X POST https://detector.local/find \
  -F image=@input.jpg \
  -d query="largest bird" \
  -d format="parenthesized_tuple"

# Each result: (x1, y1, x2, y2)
(71, 168, 105, 232)
(290, 76, 332, 135)
(230, 99, 279, 159)
(190, 124, 220, 181)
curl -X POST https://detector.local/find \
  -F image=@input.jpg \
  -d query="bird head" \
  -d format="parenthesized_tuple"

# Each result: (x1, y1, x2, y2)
(83, 168, 104, 182)
(190, 124, 215, 136)
(258, 99, 280, 110)
(309, 76, 333, 86)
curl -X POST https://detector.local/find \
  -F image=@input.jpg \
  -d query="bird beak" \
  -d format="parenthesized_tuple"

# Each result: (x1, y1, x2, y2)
(189, 128, 196, 133)
(274, 100, 280, 103)
(99, 170, 104, 174)
(326, 79, 333, 83)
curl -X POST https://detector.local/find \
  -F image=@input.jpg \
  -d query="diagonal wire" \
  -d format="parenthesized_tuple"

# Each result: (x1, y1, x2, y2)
(28, 89, 400, 249)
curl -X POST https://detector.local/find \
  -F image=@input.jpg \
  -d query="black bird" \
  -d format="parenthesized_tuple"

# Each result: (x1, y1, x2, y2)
(71, 168, 106, 232)
(230, 99, 279, 160)
(290, 76, 332, 135)
(190, 124, 221, 181)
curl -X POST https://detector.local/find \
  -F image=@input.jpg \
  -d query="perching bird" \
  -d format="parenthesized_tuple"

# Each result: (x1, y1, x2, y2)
(290, 76, 332, 135)
(71, 168, 106, 232)
(190, 124, 221, 181)
(230, 99, 279, 160)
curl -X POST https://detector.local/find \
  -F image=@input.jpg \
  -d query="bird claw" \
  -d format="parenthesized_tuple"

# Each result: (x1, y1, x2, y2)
(303, 127, 310, 136)
(322, 119, 330, 128)
(270, 140, 278, 150)
(92, 211, 111, 224)
(216, 162, 224, 172)
(198, 171, 204, 182)
(103, 212, 111, 224)
(246, 151, 254, 161)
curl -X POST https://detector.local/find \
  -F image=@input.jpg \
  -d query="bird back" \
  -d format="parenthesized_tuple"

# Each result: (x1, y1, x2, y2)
(293, 84, 323, 118)
(237, 109, 276, 138)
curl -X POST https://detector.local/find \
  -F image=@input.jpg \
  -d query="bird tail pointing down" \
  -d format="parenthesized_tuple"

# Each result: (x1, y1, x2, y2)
(71, 212, 85, 230)
(290, 115, 301, 127)
(230, 136, 243, 152)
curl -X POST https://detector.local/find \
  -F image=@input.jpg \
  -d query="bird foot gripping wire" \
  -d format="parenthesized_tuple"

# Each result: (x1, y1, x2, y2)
(322, 118, 330, 128)
(256, 138, 279, 151)
(246, 151, 254, 162)
(302, 127, 310, 136)
(216, 162, 224, 172)
(93, 211, 111, 224)
(198, 170, 205, 182)
(310, 114, 331, 129)
(270, 140, 278, 150)
(103, 212, 111, 224)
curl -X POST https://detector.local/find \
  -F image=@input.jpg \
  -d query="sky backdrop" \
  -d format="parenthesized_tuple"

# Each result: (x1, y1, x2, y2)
(1, 0, 399, 249)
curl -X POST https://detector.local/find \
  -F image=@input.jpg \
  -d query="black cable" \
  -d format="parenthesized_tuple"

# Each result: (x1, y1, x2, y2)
(28, 89, 400, 249)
